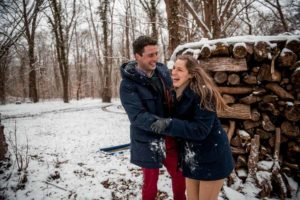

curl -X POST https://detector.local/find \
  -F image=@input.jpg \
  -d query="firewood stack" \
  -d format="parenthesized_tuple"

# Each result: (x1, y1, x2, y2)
(178, 36, 300, 199)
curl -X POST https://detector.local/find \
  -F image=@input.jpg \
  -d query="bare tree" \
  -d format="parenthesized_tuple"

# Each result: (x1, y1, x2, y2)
(0, 0, 24, 104)
(20, 0, 44, 103)
(182, 0, 256, 39)
(47, 0, 77, 103)
(139, 0, 159, 40)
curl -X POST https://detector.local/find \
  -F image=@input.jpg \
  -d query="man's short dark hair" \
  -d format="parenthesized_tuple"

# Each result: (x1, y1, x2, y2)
(133, 35, 157, 56)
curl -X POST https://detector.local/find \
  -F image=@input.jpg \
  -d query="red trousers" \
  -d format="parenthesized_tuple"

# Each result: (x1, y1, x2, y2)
(142, 137, 186, 200)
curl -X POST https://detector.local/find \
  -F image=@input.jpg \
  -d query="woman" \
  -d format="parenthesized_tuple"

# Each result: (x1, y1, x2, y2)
(151, 55, 234, 200)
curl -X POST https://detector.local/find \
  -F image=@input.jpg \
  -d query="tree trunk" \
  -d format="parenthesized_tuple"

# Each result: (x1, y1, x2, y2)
(0, 63, 6, 105)
(164, 0, 180, 58)
(100, 0, 112, 103)
(0, 123, 7, 161)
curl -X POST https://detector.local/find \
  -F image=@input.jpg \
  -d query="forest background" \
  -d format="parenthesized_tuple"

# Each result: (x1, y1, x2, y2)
(0, 0, 299, 105)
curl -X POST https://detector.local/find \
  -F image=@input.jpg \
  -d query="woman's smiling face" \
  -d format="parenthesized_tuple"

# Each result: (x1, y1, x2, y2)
(171, 59, 192, 88)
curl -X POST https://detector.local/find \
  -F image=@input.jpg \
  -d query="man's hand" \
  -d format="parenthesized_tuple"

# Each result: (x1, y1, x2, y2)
(150, 118, 172, 134)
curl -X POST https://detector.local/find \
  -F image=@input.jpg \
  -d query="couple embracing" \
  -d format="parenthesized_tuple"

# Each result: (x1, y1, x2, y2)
(120, 35, 234, 200)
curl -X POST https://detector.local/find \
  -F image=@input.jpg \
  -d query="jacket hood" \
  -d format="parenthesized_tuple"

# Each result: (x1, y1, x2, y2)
(120, 61, 172, 87)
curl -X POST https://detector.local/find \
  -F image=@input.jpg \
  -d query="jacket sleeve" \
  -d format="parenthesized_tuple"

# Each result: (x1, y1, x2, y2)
(120, 80, 159, 132)
(164, 102, 216, 141)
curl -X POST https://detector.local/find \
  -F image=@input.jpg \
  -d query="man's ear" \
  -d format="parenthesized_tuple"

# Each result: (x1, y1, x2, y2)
(134, 53, 142, 61)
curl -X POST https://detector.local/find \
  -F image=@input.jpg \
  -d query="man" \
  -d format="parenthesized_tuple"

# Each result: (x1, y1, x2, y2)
(119, 35, 186, 200)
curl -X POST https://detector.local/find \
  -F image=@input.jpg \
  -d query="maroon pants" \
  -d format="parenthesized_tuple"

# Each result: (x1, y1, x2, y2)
(142, 137, 186, 200)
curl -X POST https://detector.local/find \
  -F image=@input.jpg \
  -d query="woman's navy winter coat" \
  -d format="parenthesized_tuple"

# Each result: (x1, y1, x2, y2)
(119, 61, 173, 168)
(164, 86, 235, 180)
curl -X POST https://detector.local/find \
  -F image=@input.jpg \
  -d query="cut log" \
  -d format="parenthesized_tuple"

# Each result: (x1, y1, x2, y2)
(269, 134, 288, 148)
(258, 102, 280, 116)
(262, 95, 279, 103)
(198, 57, 248, 72)
(272, 128, 288, 200)
(227, 73, 240, 85)
(262, 113, 275, 132)
(243, 74, 257, 85)
(257, 63, 281, 82)
(257, 128, 273, 140)
(233, 43, 248, 58)
(236, 155, 247, 168)
(284, 105, 300, 122)
(291, 67, 300, 87)
(243, 120, 260, 130)
(281, 121, 300, 137)
(271, 48, 281, 81)
(226, 120, 236, 142)
(286, 84, 293, 91)
(288, 141, 300, 153)
(251, 108, 261, 121)
(252, 66, 260, 74)
(281, 78, 290, 85)
(283, 161, 299, 170)
(239, 95, 262, 104)
(265, 83, 294, 100)
(218, 86, 253, 95)
(218, 104, 252, 119)
(254, 41, 270, 62)
(200, 45, 211, 58)
(211, 42, 230, 56)
(278, 48, 297, 68)
(214, 71, 227, 84)
(252, 87, 267, 96)
(248, 135, 260, 177)
(273, 127, 281, 161)
(231, 135, 242, 147)
(231, 146, 247, 154)
(285, 38, 300, 54)
(222, 94, 235, 104)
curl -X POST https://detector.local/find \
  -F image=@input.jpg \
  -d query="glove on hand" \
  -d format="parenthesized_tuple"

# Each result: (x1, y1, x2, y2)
(150, 118, 172, 134)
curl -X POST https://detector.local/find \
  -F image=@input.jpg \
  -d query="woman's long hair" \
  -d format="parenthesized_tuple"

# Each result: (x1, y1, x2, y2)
(176, 55, 228, 112)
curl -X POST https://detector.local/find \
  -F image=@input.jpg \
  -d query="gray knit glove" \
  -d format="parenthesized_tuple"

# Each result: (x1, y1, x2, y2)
(150, 118, 172, 134)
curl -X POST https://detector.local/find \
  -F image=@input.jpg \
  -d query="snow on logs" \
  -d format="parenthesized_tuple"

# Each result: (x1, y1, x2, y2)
(174, 35, 300, 199)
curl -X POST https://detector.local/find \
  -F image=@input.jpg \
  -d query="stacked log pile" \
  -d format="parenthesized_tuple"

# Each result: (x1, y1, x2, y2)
(177, 36, 300, 199)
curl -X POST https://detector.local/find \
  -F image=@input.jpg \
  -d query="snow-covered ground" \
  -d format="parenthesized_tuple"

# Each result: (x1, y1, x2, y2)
(0, 99, 299, 199)
(0, 99, 174, 200)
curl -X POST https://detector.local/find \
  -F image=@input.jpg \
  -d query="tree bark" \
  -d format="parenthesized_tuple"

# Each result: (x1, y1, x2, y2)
(164, 0, 180, 58)
(100, 0, 112, 103)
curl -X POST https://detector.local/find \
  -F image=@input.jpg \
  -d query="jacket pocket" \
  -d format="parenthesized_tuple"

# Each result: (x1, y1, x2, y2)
(132, 138, 166, 163)
(184, 139, 223, 164)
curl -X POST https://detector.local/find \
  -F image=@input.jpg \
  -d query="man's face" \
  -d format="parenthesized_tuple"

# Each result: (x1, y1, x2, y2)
(134, 45, 159, 73)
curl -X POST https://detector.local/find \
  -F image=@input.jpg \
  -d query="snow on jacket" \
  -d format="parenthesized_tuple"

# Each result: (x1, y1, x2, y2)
(164, 86, 235, 180)
(119, 61, 173, 168)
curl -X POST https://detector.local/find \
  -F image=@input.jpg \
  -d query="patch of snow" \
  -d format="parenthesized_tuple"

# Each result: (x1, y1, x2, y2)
(280, 48, 293, 56)
(256, 171, 272, 188)
(257, 161, 274, 171)
(223, 186, 246, 200)
(238, 130, 251, 140)
(237, 168, 247, 178)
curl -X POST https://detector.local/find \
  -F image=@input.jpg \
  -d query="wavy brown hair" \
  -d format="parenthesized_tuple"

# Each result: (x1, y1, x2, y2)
(176, 55, 228, 112)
